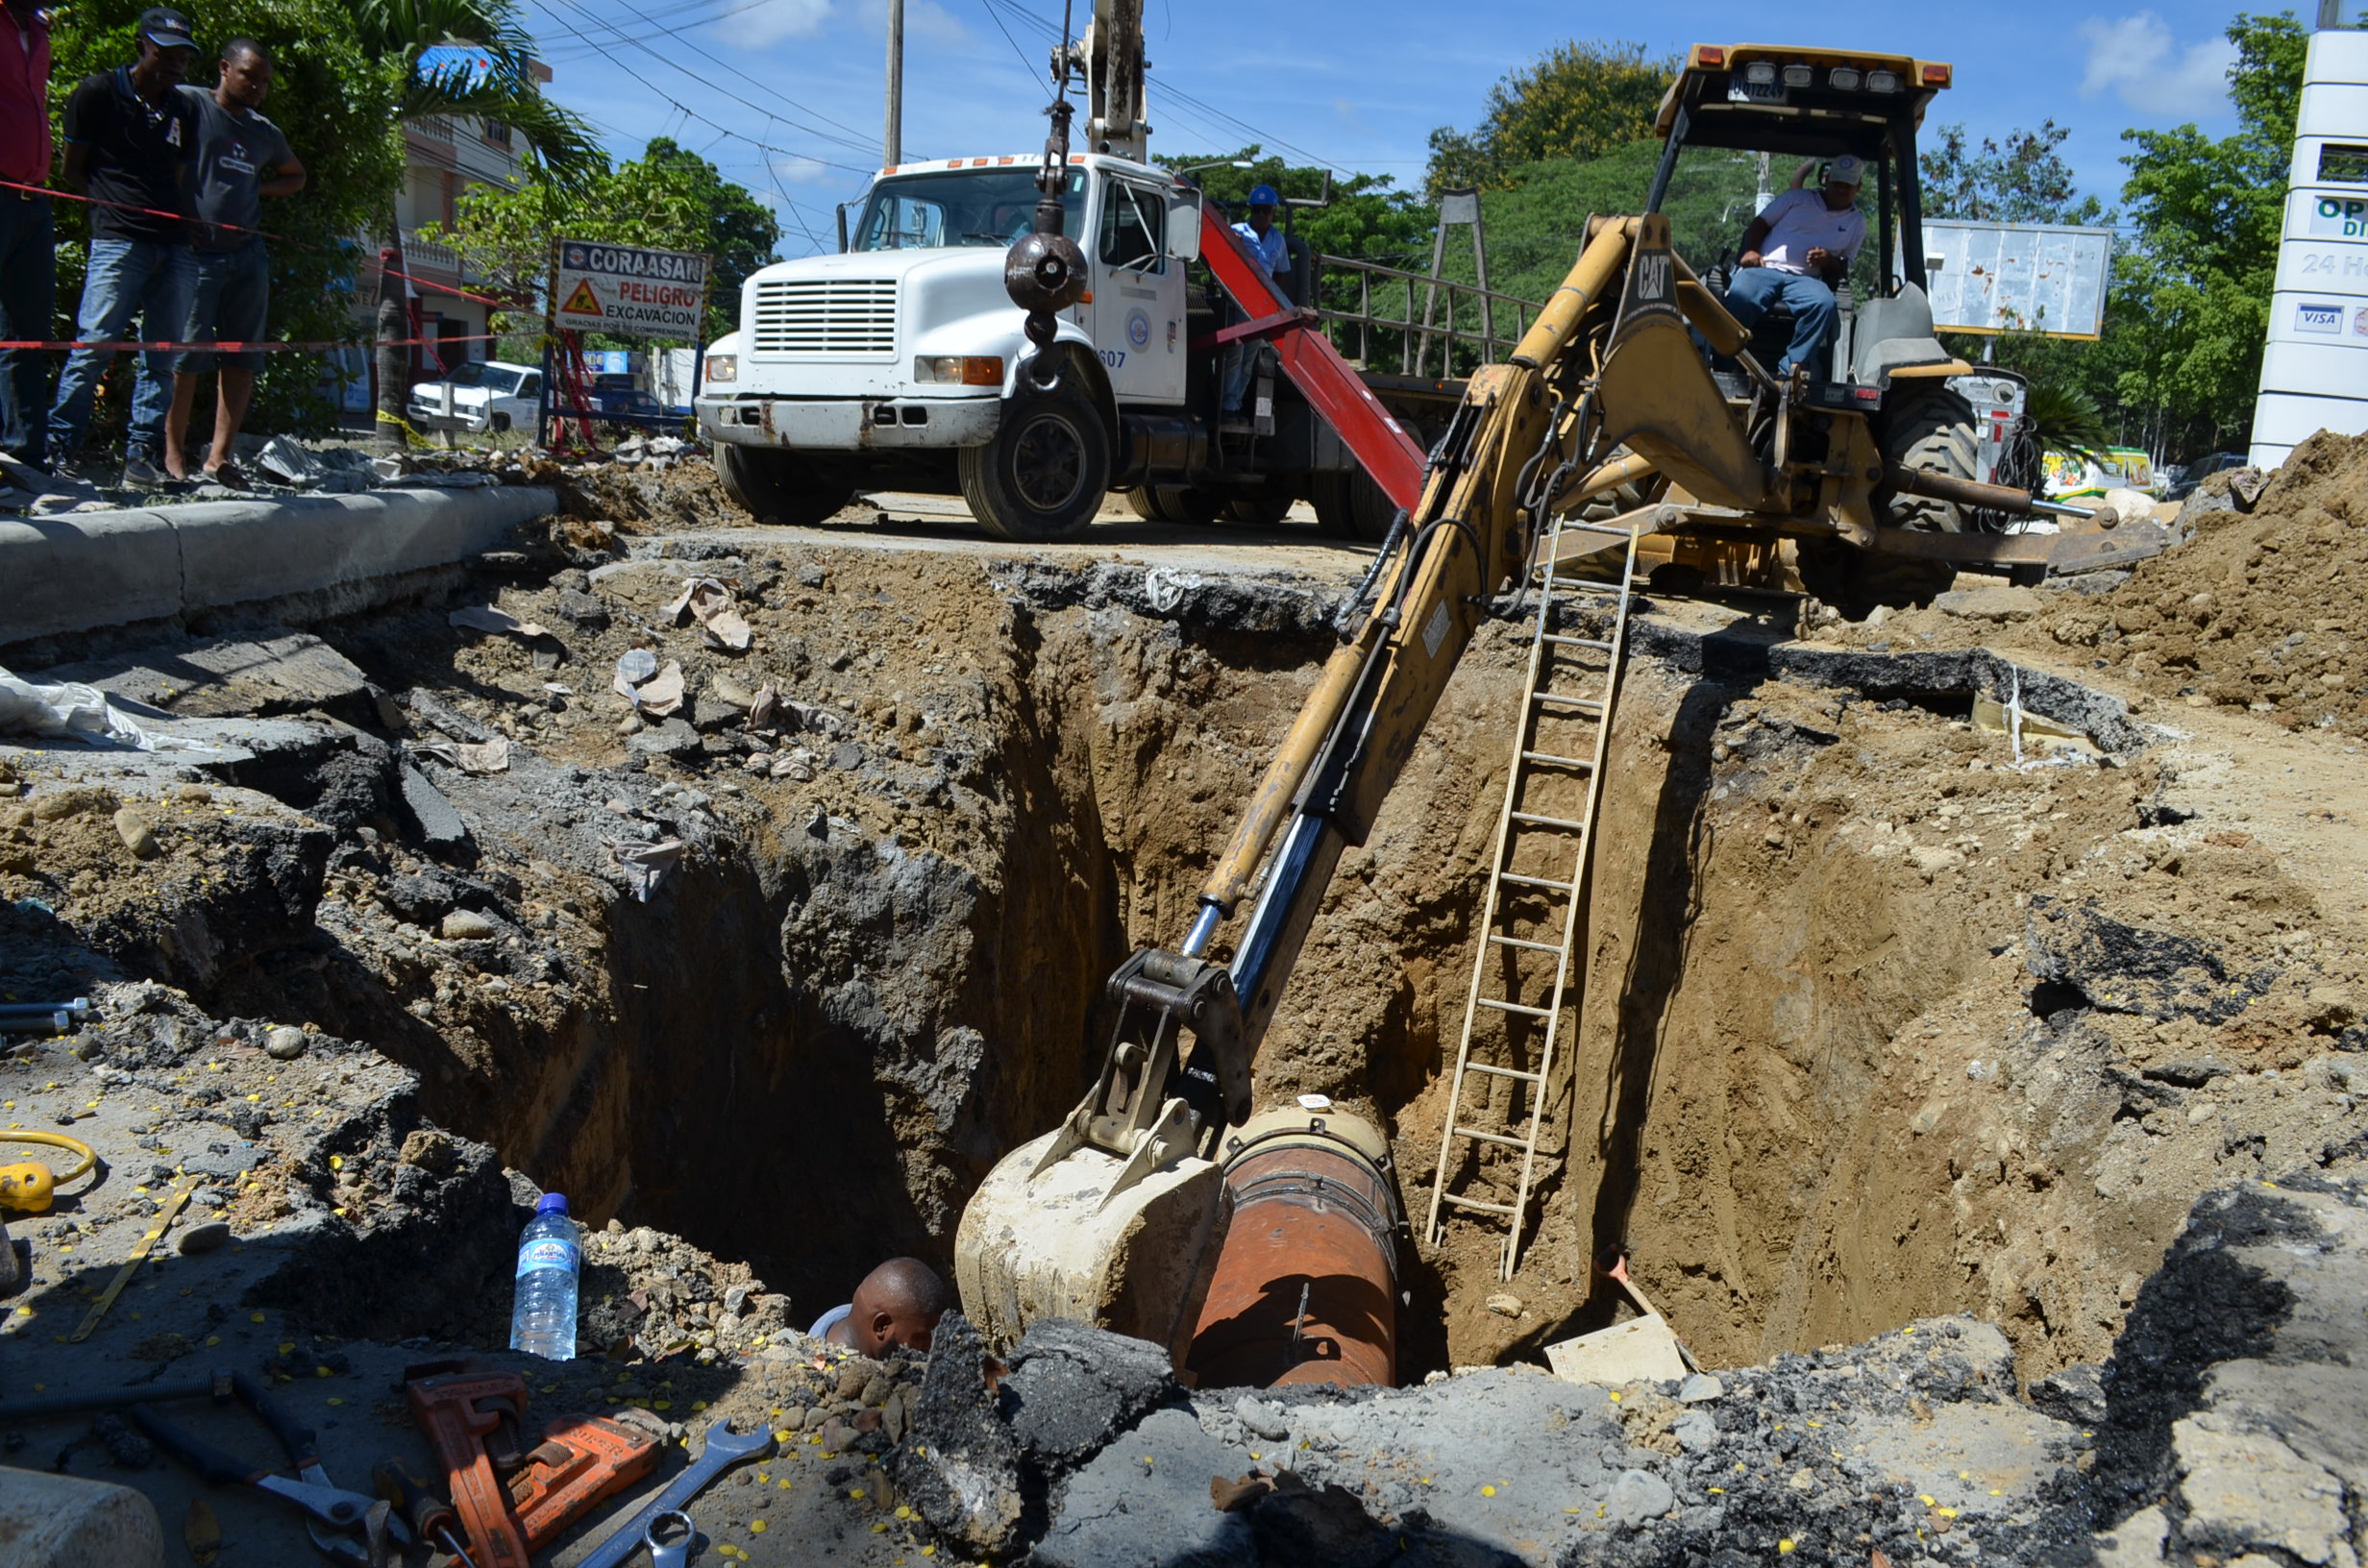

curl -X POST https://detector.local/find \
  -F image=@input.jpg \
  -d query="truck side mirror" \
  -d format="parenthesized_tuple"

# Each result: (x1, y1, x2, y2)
(1168, 190, 1201, 262)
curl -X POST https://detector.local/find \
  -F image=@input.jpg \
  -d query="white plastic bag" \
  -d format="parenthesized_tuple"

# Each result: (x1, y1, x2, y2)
(0, 666, 156, 747)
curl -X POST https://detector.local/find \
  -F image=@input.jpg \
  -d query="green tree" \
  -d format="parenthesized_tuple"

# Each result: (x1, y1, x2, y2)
(1423, 40, 1678, 195)
(47, 0, 407, 438)
(422, 138, 782, 345)
(350, 0, 601, 445)
(1919, 121, 2106, 226)
(1153, 147, 1429, 269)
(2101, 11, 2312, 457)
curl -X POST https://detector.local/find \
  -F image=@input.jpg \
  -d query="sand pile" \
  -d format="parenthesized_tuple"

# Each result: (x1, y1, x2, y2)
(2034, 429, 2368, 733)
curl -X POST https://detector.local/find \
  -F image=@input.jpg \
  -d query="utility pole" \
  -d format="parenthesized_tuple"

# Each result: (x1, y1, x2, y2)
(884, 0, 904, 166)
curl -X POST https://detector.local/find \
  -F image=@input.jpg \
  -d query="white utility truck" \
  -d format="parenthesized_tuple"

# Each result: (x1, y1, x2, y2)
(694, 1, 1443, 542)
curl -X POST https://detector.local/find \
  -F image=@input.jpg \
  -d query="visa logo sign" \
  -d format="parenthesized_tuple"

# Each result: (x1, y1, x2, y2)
(2306, 196, 2368, 238)
(2297, 302, 2344, 333)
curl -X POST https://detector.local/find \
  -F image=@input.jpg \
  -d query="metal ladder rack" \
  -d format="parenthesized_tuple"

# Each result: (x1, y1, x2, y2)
(1423, 510, 1641, 1281)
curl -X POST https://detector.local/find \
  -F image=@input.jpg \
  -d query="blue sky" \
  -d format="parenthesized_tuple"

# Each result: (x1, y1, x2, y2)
(515, 0, 2263, 257)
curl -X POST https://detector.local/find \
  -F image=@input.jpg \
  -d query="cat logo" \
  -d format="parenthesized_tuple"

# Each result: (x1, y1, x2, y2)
(1636, 253, 1672, 303)
(560, 279, 604, 317)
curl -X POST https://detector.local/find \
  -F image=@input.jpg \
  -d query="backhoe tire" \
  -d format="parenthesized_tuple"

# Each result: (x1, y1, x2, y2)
(715, 443, 857, 527)
(1311, 465, 1397, 542)
(1824, 384, 1980, 615)
(958, 382, 1111, 542)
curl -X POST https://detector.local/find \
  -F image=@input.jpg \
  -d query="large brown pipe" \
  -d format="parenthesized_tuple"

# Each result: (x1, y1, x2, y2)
(1185, 1107, 1399, 1390)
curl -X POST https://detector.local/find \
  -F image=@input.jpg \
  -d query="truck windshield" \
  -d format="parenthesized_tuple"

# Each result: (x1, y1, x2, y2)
(851, 166, 1090, 252)
(444, 362, 523, 394)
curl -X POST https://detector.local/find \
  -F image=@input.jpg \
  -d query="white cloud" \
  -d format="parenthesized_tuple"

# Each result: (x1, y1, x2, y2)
(909, 0, 968, 46)
(722, 0, 832, 49)
(773, 154, 835, 184)
(2077, 12, 2238, 116)
(1333, 97, 1373, 136)
(851, 0, 967, 45)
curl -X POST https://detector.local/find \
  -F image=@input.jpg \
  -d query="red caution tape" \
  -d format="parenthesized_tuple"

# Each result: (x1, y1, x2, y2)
(0, 331, 505, 353)
(0, 180, 514, 307)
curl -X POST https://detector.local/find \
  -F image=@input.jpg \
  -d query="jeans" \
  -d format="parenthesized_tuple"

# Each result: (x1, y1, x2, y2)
(179, 241, 269, 374)
(48, 236, 196, 459)
(0, 193, 54, 461)
(1723, 267, 1838, 379)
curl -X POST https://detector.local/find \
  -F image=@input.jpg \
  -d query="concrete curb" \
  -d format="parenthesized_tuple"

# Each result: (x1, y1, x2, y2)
(1, 484, 557, 647)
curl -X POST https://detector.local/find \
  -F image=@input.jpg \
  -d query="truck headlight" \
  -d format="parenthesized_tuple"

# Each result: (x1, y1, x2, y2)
(916, 355, 1004, 386)
(704, 355, 737, 384)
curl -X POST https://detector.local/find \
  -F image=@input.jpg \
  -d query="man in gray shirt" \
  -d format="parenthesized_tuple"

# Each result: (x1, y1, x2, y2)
(164, 37, 302, 485)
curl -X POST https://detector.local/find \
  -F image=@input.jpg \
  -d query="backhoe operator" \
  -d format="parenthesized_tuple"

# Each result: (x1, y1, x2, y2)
(1723, 153, 1865, 379)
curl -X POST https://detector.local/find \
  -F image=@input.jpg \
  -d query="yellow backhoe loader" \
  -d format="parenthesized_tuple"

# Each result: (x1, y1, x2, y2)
(954, 42, 2122, 1377)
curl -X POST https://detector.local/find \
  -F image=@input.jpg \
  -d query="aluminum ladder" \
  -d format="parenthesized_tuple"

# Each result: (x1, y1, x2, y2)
(1423, 511, 1641, 1281)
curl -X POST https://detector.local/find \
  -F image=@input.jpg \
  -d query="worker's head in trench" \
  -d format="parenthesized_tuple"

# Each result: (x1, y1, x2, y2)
(847, 1258, 954, 1355)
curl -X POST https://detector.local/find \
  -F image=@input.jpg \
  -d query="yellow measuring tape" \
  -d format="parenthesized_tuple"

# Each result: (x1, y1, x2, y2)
(70, 1181, 194, 1343)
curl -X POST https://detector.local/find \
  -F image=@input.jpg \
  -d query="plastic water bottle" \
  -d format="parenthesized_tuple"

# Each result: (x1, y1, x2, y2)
(509, 1193, 580, 1360)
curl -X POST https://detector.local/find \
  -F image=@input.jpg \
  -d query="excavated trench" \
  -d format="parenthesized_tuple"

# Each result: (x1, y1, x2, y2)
(160, 529, 2356, 1391)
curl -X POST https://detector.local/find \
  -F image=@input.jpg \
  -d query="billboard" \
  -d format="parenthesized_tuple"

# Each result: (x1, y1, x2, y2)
(2250, 28, 2368, 468)
(1917, 220, 2113, 339)
(554, 240, 710, 343)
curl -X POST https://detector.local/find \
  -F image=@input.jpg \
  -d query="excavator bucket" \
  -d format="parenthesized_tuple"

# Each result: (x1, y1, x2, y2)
(953, 1120, 1232, 1367)
(955, 950, 1250, 1366)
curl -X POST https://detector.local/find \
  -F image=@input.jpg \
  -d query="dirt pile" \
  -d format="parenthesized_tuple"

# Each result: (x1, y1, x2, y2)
(1813, 430, 2368, 736)
(543, 450, 748, 534)
(2031, 430, 2368, 731)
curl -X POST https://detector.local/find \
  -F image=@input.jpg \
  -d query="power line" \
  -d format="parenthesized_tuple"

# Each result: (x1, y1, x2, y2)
(536, 0, 883, 168)
(977, 0, 1342, 173)
(534, 0, 777, 59)
(539, 0, 882, 157)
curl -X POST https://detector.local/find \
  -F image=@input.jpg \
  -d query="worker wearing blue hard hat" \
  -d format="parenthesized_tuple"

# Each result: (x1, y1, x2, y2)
(1232, 184, 1286, 277)
(1221, 184, 1288, 426)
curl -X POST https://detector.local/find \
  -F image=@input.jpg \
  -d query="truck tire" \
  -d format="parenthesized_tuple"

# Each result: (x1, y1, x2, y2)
(715, 444, 856, 527)
(1827, 384, 1979, 613)
(1311, 466, 1396, 542)
(1222, 489, 1295, 527)
(1133, 485, 1225, 527)
(959, 382, 1111, 542)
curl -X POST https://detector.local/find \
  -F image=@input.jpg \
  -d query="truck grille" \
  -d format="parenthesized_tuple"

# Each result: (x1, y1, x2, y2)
(750, 279, 899, 355)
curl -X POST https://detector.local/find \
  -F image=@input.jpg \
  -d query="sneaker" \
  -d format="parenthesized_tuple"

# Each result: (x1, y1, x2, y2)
(122, 453, 180, 489)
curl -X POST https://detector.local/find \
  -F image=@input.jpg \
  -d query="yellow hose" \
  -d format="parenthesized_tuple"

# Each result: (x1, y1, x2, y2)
(0, 1130, 98, 1213)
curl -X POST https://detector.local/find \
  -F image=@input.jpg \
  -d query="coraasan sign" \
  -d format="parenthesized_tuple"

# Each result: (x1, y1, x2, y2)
(554, 240, 710, 342)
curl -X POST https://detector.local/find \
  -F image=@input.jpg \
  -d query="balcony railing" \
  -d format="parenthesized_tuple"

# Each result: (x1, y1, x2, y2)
(401, 230, 461, 278)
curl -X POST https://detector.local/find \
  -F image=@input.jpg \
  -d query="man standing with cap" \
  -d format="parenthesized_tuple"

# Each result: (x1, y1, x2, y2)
(0, 0, 51, 478)
(164, 37, 303, 485)
(1721, 153, 1868, 380)
(48, 6, 200, 485)
(1220, 183, 1288, 428)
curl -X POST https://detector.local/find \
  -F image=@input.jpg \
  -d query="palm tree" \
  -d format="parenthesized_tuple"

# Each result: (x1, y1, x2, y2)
(353, 0, 602, 447)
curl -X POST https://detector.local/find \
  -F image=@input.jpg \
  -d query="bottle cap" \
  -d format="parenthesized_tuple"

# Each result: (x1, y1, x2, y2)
(536, 1193, 569, 1215)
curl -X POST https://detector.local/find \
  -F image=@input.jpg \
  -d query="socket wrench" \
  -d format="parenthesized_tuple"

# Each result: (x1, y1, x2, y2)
(576, 1421, 774, 1568)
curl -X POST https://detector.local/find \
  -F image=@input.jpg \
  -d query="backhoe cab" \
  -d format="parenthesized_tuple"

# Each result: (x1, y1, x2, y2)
(1614, 43, 2040, 608)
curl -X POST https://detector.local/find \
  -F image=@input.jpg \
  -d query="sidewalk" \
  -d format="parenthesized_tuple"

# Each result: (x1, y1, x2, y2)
(1, 480, 559, 648)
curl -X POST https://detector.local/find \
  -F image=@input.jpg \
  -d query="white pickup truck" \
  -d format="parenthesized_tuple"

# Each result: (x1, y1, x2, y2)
(696, 152, 1423, 541)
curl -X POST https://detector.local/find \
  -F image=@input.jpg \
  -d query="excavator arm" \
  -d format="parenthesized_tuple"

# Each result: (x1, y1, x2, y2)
(953, 219, 1652, 1363)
